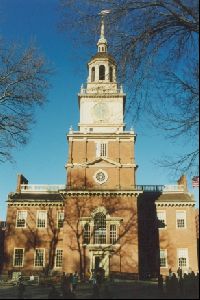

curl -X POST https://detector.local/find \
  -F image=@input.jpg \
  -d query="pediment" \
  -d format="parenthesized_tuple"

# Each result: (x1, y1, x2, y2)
(81, 157, 121, 167)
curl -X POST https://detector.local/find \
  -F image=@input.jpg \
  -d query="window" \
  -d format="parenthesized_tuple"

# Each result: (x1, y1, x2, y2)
(157, 211, 166, 229)
(37, 211, 47, 228)
(16, 211, 27, 228)
(96, 142, 107, 157)
(13, 249, 24, 267)
(109, 67, 113, 82)
(55, 249, 63, 268)
(94, 213, 106, 244)
(110, 225, 117, 244)
(178, 249, 188, 268)
(83, 224, 90, 244)
(57, 212, 64, 229)
(91, 67, 95, 82)
(176, 211, 186, 228)
(35, 249, 45, 267)
(160, 250, 167, 268)
(99, 65, 105, 80)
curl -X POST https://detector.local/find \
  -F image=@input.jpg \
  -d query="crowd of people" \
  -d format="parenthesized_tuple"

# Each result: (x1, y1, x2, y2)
(16, 267, 199, 299)
(158, 268, 199, 299)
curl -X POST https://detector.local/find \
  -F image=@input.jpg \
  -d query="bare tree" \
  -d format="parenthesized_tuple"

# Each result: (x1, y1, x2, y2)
(59, 0, 199, 174)
(0, 40, 51, 162)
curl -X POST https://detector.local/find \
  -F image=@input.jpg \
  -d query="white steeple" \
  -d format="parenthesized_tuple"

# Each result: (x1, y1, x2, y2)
(97, 11, 110, 53)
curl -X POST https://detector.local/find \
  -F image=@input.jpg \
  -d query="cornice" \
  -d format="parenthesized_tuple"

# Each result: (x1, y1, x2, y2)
(60, 190, 142, 197)
(156, 201, 195, 207)
(7, 200, 63, 207)
(78, 93, 126, 98)
(67, 132, 136, 139)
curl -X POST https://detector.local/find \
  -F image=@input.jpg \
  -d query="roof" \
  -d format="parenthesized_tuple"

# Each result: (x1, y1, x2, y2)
(156, 192, 194, 202)
(8, 192, 63, 202)
(89, 52, 116, 64)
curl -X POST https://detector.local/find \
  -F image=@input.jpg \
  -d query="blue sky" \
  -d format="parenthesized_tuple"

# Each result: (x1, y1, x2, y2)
(0, 0, 198, 220)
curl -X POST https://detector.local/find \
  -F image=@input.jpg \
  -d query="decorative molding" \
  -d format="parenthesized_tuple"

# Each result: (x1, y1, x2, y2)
(91, 206, 108, 217)
(61, 190, 142, 197)
(156, 202, 195, 207)
(8, 201, 63, 207)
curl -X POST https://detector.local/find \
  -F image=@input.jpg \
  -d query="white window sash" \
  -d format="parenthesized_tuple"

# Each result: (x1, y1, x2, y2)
(34, 249, 45, 267)
(16, 211, 27, 228)
(177, 248, 189, 268)
(13, 248, 24, 267)
(37, 211, 47, 228)
(176, 211, 186, 229)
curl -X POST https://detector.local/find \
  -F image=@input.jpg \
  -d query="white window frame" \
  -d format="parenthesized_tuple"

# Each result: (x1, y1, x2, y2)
(157, 210, 167, 229)
(36, 211, 47, 229)
(34, 248, 45, 267)
(13, 248, 24, 267)
(16, 211, 27, 228)
(55, 249, 63, 268)
(110, 224, 118, 244)
(177, 248, 189, 268)
(160, 249, 168, 268)
(57, 211, 64, 229)
(96, 142, 108, 158)
(176, 211, 186, 229)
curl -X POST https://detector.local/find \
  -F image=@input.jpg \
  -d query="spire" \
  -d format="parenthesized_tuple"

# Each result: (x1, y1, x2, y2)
(97, 10, 110, 53)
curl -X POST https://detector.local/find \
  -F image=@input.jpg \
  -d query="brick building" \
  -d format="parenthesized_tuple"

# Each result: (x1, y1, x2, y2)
(2, 16, 198, 279)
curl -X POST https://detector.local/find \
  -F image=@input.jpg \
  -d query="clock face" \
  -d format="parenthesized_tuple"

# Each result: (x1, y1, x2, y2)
(93, 103, 109, 122)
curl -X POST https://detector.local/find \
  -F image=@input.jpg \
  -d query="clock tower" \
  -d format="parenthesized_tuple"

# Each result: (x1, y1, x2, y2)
(66, 15, 137, 189)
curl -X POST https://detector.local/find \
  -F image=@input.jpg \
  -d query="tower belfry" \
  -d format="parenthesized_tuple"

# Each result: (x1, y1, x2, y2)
(78, 13, 127, 134)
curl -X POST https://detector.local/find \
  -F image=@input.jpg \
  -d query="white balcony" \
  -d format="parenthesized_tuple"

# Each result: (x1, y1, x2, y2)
(163, 185, 185, 192)
(20, 184, 66, 193)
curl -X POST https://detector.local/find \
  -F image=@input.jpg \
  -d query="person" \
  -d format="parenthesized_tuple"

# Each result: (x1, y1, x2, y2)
(177, 267, 182, 280)
(169, 268, 172, 278)
(68, 273, 74, 292)
(61, 272, 67, 295)
(72, 272, 79, 291)
(158, 274, 164, 295)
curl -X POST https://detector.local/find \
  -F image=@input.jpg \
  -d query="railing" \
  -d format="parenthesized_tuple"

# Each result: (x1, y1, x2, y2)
(163, 185, 185, 192)
(20, 184, 185, 193)
(20, 184, 66, 192)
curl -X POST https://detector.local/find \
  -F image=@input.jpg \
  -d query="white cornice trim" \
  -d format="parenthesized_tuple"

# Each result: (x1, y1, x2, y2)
(66, 163, 137, 168)
(60, 190, 142, 197)
(156, 202, 195, 207)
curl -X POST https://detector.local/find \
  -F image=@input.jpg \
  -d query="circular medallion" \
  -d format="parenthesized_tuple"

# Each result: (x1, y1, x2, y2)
(94, 169, 108, 185)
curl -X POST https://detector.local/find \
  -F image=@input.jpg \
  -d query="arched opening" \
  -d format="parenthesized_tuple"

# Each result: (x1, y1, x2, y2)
(109, 67, 113, 82)
(99, 65, 105, 80)
(94, 212, 106, 244)
(91, 67, 95, 82)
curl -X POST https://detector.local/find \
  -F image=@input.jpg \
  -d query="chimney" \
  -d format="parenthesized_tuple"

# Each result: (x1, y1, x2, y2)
(177, 175, 188, 192)
(16, 174, 28, 193)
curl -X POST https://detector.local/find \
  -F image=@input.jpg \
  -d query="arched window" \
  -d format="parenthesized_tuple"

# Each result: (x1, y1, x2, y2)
(83, 223, 90, 244)
(109, 67, 113, 82)
(94, 213, 106, 244)
(99, 65, 105, 80)
(91, 67, 95, 82)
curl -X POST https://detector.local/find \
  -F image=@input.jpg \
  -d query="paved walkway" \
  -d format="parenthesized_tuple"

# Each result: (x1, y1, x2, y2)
(0, 281, 199, 299)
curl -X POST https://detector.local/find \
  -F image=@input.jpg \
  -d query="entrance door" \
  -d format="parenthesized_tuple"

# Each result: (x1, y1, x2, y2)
(91, 252, 110, 277)
(95, 256, 101, 271)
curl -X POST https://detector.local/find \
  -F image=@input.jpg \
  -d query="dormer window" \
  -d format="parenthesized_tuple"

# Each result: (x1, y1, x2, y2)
(99, 65, 105, 80)
(110, 67, 113, 82)
(91, 67, 95, 82)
